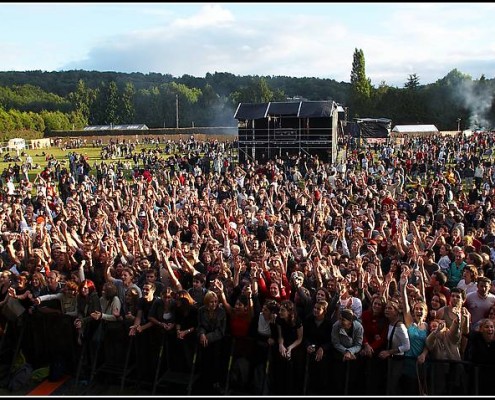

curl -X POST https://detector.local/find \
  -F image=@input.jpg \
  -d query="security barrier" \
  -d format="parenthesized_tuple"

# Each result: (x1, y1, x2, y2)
(0, 311, 494, 396)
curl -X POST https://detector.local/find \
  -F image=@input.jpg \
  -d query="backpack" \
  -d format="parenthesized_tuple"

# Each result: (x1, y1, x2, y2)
(8, 363, 33, 391)
(48, 359, 64, 382)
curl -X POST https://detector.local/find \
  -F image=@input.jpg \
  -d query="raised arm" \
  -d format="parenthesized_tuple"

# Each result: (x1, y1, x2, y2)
(399, 267, 413, 327)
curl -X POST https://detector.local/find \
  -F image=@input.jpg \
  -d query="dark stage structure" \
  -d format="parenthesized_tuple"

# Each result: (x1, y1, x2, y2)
(346, 118, 392, 140)
(234, 101, 342, 164)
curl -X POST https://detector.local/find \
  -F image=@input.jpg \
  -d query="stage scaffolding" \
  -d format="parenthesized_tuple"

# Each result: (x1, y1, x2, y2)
(234, 101, 341, 164)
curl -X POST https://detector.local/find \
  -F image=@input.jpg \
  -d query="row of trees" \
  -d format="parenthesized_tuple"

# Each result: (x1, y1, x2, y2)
(0, 107, 85, 141)
(349, 48, 495, 131)
(0, 49, 493, 139)
(0, 76, 294, 137)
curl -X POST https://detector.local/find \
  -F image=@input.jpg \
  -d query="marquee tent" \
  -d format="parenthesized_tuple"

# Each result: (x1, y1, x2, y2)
(391, 124, 439, 137)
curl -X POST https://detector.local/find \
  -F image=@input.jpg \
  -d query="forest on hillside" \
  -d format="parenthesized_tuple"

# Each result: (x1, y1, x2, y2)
(0, 64, 493, 140)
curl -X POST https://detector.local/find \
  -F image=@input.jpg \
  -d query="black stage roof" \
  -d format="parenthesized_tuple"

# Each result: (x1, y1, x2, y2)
(234, 101, 335, 120)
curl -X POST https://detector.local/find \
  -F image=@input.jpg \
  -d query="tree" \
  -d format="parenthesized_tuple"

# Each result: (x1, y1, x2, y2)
(8, 109, 24, 130)
(104, 81, 120, 125)
(199, 84, 219, 108)
(404, 74, 420, 90)
(28, 111, 46, 133)
(119, 82, 136, 124)
(350, 48, 372, 117)
(88, 85, 104, 125)
(368, 81, 390, 116)
(133, 87, 158, 127)
(89, 81, 120, 125)
(40, 110, 71, 133)
(170, 82, 202, 127)
(402, 74, 426, 123)
(229, 77, 278, 106)
(0, 108, 15, 134)
(68, 79, 94, 121)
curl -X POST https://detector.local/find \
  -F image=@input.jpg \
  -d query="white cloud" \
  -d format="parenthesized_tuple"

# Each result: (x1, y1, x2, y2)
(0, 3, 495, 87)
(171, 4, 235, 29)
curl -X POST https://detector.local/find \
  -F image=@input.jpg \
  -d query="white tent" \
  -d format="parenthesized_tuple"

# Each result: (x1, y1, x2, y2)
(7, 138, 26, 151)
(31, 138, 51, 149)
(391, 124, 439, 138)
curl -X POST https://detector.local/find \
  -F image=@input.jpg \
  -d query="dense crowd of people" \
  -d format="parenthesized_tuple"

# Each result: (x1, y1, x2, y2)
(1, 131, 495, 395)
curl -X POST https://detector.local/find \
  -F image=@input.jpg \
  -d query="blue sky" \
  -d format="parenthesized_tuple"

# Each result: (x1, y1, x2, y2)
(1, 2, 494, 87)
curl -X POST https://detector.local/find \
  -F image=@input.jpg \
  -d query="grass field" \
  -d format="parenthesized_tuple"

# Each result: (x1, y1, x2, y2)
(0, 135, 242, 183)
(0, 132, 238, 182)
(0, 144, 173, 182)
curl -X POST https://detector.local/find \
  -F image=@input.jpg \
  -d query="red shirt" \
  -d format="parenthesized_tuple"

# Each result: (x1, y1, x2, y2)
(230, 312, 252, 338)
(142, 169, 152, 183)
(381, 196, 395, 207)
(361, 309, 388, 352)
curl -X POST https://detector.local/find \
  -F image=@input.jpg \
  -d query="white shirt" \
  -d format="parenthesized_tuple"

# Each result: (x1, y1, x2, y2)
(456, 280, 477, 295)
(387, 321, 410, 355)
(6, 180, 15, 195)
(465, 291, 495, 326)
(257, 313, 272, 337)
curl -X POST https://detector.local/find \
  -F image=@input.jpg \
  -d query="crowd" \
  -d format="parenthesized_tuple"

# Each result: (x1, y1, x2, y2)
(1, 131, 495, 395)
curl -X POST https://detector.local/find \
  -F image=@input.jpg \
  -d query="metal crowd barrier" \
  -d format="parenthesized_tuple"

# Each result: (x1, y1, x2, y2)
(2, 312, 495, 396)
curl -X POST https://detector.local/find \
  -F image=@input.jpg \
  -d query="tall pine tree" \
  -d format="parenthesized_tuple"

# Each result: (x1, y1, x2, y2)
(350, 48, 372, 118)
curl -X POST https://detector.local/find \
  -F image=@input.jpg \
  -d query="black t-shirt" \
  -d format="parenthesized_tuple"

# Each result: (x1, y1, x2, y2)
(276, 316, 302, 347)
(415, 203, 428, 216)
(137, 297, 157, 324)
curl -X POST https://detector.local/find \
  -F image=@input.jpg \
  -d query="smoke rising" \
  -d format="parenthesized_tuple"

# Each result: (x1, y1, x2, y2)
(457, 79, 494, 130)
(206, 101, 237, 128)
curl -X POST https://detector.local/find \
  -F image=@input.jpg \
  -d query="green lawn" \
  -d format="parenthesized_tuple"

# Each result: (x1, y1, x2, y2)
(2, 143, 239, 183)
(0, 144, 168, 182)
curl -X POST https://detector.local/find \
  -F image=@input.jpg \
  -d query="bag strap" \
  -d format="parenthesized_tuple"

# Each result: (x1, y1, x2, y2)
(387, 320, 400, 350)
(104, 296, 116, 314)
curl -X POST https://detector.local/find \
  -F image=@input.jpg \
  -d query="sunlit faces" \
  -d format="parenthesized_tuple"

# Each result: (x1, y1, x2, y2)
(348, 270, 358, 282)
(316, 289, 327, 302)
(311, 302, 325, 319)
(371, 297, 385, 314)
(269, 283, 280, 298)
(479, 319, 495, 340)
(384, 301, 400, 319)
(412, 302, 427, 321)
(326, 279, 337, 292)
(234, 298, 248, 313)
(430, 295, 442, 310)
(121, 271, 133, 283)
(142, 284, 152, 295)
(477, 280, 491, 298)
(450, 291, 464, 306)
(206, 294, 219, 307)
(0, 272, 10, 281)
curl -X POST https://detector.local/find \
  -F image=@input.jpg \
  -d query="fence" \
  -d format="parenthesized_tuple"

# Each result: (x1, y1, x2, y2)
(0, 311, 493, 395)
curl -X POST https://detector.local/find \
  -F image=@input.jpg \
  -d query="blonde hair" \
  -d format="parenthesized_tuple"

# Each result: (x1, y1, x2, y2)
(203, 291, 218, 307)
(412, 301, 428, 318)
(478, 318, 494, 331)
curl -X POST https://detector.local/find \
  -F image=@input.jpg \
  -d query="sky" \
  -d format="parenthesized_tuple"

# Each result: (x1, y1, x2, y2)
(1, 2, 495, 88)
